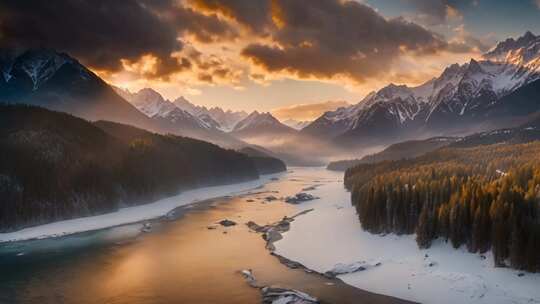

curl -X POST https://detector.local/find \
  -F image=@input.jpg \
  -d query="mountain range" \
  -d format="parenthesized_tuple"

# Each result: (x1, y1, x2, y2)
(329, 110, 540, 171)
(0, 48, 329, 164)
(282, 119, 311, 130)
(2, 31, 540, 166)
(115, 87, 250, 148)
(304, 31, 540, 147)
(172, 96, 248, 132)
(231, 111, 297, 137)
(0, 48, 252, 149)
(116, 87, 220, 130)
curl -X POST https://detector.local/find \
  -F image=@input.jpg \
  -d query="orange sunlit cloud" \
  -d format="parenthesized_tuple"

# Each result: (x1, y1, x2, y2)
(272, 100, 351, 121)
(82, 0, 492, 111)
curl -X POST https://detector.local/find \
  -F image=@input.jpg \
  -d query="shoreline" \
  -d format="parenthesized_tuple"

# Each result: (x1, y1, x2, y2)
(273, 168, 540, 304)
(0, 172, 283, 244)
(0, 168, 414, 304)
(245, 209, 416, 304)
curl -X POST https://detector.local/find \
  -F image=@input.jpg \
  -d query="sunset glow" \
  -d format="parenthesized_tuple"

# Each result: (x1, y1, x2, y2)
(5, 0, 537, 117)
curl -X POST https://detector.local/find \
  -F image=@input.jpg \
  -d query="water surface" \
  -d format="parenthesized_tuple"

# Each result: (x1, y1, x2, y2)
(0, 168, 411, 304)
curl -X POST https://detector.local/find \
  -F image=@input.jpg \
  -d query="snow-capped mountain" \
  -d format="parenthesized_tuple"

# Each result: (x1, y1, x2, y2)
(115, 88, 221, 131)
(0, 48, 156, 130)
(120, 88, 177, 117)
(207, 107, 248, 131)
(1, 49, 92, 90)
(282, 119, 311, 130)
(173, 97, 248, 131)
(304, 31, 540, 146)
(231, 111, 297, 136)
(116, 87, 247, 148)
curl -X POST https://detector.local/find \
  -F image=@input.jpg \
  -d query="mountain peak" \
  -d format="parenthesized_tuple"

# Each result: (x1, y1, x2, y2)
(484, 31, 539, 61)
(232, 111, 291, 134)
(441, 63, 462, 75)
(3, 48, 89, 89)
(466, 58, 484, 74)
(518, 31, 537, 44)
(377, 83, 412, 100)
(137, 88, 164, 100)
(172, 97, 248, 132)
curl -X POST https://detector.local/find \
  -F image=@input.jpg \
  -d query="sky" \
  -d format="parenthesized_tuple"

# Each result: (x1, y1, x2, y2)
(1, 0, 539, 120)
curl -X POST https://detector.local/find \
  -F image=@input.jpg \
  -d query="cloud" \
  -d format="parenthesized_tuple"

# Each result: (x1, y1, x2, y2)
(189, 0, 272, 32)
(0, 0, 236, 79)
(272, 100, 351, 121)
(535, 0, 540, 9)
(0, 0, 490, 97)
(183, 46, 244, 85)
(239, 0, 453, 85)
(447, 24, 493, 53)
(404, 0, 475, 25)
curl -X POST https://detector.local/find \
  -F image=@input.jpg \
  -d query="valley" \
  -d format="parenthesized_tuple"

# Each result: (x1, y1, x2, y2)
(1, 2, 540, 302)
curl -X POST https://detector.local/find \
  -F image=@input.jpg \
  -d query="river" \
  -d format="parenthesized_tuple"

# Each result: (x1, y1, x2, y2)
(0, 167, 409, 304)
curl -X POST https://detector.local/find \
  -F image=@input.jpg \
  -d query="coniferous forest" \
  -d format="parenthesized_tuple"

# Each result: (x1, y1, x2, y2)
(345, 142, 540, 272)
(0, 105, 285, 232)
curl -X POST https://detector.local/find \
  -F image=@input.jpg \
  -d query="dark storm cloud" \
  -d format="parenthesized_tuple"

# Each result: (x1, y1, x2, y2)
(190, 0, 272, 32)
(0, 0, 236, 78)
(240, 0, 449, 83)
(171, 8, 238, 43)
(0, 0, 486, 84)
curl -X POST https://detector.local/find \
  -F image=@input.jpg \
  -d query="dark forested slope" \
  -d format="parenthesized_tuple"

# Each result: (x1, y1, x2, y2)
(238, 147, 287, 174)
(0, 105, 259, 232)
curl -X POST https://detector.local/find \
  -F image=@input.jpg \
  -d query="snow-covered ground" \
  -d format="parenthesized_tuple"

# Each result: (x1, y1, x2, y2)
(0, 173, 281, 243)
(274, 167, 540, 304)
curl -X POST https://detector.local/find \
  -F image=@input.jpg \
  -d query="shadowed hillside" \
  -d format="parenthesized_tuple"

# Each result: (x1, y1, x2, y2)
(0, 105, 261, 232)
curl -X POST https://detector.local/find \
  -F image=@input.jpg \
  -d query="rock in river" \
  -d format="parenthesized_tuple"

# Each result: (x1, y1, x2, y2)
(285, 193, 318, 204)
(240, 269, 259, 288)
(261, 287, 318, 304)
(240, 270, 318, 303)
(265, 195, 279, 202)
(218, 219, 237, 227)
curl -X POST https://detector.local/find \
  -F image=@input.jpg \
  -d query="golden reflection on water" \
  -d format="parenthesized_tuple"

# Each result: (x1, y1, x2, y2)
(17, 195, 294, 304)
(9, 171, 411, 304)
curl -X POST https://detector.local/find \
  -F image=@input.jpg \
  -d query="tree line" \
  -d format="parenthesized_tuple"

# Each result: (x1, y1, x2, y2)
(0, 105, 275, 232)
(345, 142, 540, 272)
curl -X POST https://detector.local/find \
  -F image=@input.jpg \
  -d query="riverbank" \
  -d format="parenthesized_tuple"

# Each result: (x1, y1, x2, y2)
(0, 173, 282, 243)
(273, 168, 540, 304)
(0, 168, 410, 304)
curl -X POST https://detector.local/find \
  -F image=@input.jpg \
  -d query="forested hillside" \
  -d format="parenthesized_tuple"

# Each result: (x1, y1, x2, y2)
(345, 142, 540, 272)
(238, 147, 287, 174)
(0, 105, 261, 232)
(327, 137, 457, 171)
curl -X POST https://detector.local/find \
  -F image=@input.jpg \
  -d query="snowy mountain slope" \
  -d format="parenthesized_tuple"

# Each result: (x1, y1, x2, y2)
(207, 107, 249, 131)
(304, 31, 540, 146)
(115, 87, 248, 148)
(282, 119, 311, 130)
(125, 88, 177, 118)
(115, 87, 223, 131)
(173, 96, 247, 131)
(231, 111, 297, 136)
